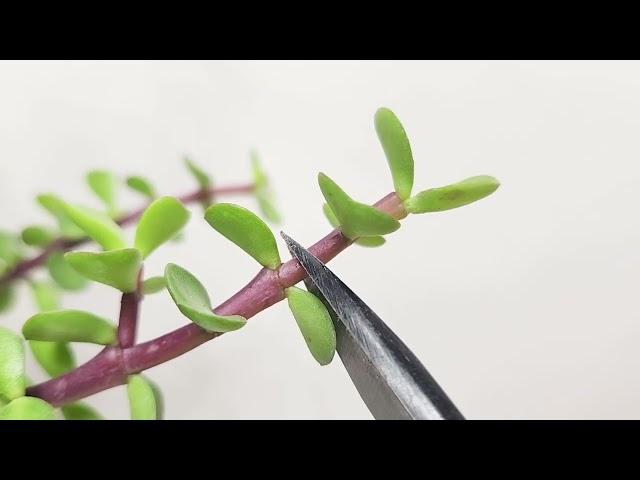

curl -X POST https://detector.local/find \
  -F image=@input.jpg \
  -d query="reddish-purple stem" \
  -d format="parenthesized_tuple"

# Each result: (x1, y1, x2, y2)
(117, 270, 143, 348)
(0, 183, 254, 287)
(26, 192, 407, 407)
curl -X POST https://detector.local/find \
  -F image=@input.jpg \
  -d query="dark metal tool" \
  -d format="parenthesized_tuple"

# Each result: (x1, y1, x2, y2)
(281, 232, 464, 420)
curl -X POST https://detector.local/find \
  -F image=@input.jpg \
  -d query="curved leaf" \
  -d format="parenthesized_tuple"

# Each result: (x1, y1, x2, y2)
(318, 173, 400, 240)
(29, 341, 75, 378)
(405, 176, 500, 214)
(65, 248, 142, 293)
(134, 197, 190, 259)
(21, 226, 55, 248)
(142, 276, 166, 295)
(286, 287, 336, 366)
(22, 310, 116, 345)
(62, 402, 102, 420)
(36, 194, 85, 239)
(0, 286, 15, 313)
(251, 151, 281, 224)
(0, 397, 56, 420)
(164, 263, 247, 333)
(205, 203, 281, 269)
(126, 176, 156, 200)
(127, 375, 157, 420)
(0, 327, 25, 401)
(184, 157, 211, 189)
(47, 251, 88, 291)
(29, 280, 60, 311)
(87, 170, 117, 213)
(322, 203, 385, 248)
(62, 203, 127, 251)
(374, 107, 414, 201)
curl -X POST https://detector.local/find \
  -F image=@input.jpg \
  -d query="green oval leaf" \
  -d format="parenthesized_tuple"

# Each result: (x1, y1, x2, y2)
(318, 173, 400, 240)
(47, 251, 88, 291)
(87, 170, 118, 213)
(62, 402, 102, 420)
(0, 231, 23, 266)
(134, 197, 190, 259)
(21, 225, 55, 248)
(205, 203, 281, 269)
(323, 203, 385, 248)
(36, 194, 85, 239)
(29, 280, 60, 311)
(374, 107, 414, 201)
(164, 263, 247, 333)
(142, 276, 166, 295)
(22, 310, 116, 345)
(29, 341, 75, 378)
(148, 379, 164, 420)
(62, 203, 127, 251)
(127, 375, 157, 420)
(184, 157, 211, 189)
(0, 397, 56, 420)
(0, 327, 25, 402)
(0, 286, 15, 313)
(256, 193, 282, 224)
(405, 176, 500, 214)
(65, 248, 142, 293)
(251, 151, 281, 224)
(286, 287, 336, 366)
(126, 176, 156, 200)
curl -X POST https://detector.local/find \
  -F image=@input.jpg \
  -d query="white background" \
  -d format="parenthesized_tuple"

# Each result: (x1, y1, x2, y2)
(1, 61, 639, 419)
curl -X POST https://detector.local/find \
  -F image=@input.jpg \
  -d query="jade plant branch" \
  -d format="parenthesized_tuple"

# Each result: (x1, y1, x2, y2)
(0, 183, 255, 286)
(26, 192, 407, 407)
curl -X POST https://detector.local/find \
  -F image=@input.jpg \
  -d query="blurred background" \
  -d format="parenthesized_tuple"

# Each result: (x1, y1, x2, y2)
(1, 60, 639, 419)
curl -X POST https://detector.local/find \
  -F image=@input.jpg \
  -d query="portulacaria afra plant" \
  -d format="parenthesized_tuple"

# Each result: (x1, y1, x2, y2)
(0, 108, 499, 419)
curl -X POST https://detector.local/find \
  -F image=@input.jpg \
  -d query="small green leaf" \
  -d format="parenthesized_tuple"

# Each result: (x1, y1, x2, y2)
(323, 203, 385, 248)
(87, 170, 118, 213)
(374, 107, 415, 201)
(29, 280, 60, 311)
(405, 176, 501, 214)
(205, 203, 281, 269)
(21, 225, 55, 248)
(36, 194, 85, 239)
(148, 379, 164, 420)
(251, 151, 281, 224)
(62, 203, 127, 251)
(184, 157, 211, 189)
(0, 231, 23, 266)
(62, 402, 102, 420)
(256, 193, 282, 224)
(126, 176, 156, 200)
(0, 397, 56, 420)
(29, 341, 75, 378)
(164, 263, 247, 333)
(65, 248, 142, 293)
(0, 286, 15, 313)
(127, 375, 157, 420)
(47, 251, 88, 291)
(0, 327, 25, 402)
(286, 287, 336, 366)
(22, 310, 116, 345)
(134, 197, 190, 259)
(142, 276, 166, 295)
(318, 173, 400, 240)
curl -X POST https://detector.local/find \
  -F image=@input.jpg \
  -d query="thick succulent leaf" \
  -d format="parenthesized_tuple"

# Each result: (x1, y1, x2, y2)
(134, 197, 190, 259)
(65, 248, 142, 293)
(374, 107, 414, 201)
(405, 176, 500, 214)
(62, 402, 102, 420)
(251, 152, 281, 224)
(0, 286, 15, 313)
(164, 263, 247, 333)
(21, 226, 55, 248)
(322, 203, 385, 248)
(318, 173, 400, 240)
(184, 157, 211, 189)
(36, 194, 85, 239)
(22, 310, 116, 345)
(0, 231, 23, 266)
(29, 341, 75, 378)
(62, 203, 127, 251)
(148, 379, 164, 420)
(0, 327, 26, 401)
(286, 287, 336, 366)
(126, 176, 156, 200)
(46, 251, 88, 291)
(205, 203, 281, 269)
(29, 280, 60, 311)
(0, 397, 56, 420)
(87, 170, 118, 213)
(142, 276, 166, 295)
(251, 151, 268, 189)
(256, 193, 282, 224)
(127, 375, 157, 420)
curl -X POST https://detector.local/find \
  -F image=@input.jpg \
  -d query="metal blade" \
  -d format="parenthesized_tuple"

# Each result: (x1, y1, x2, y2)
(281, 232, 464, 420)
